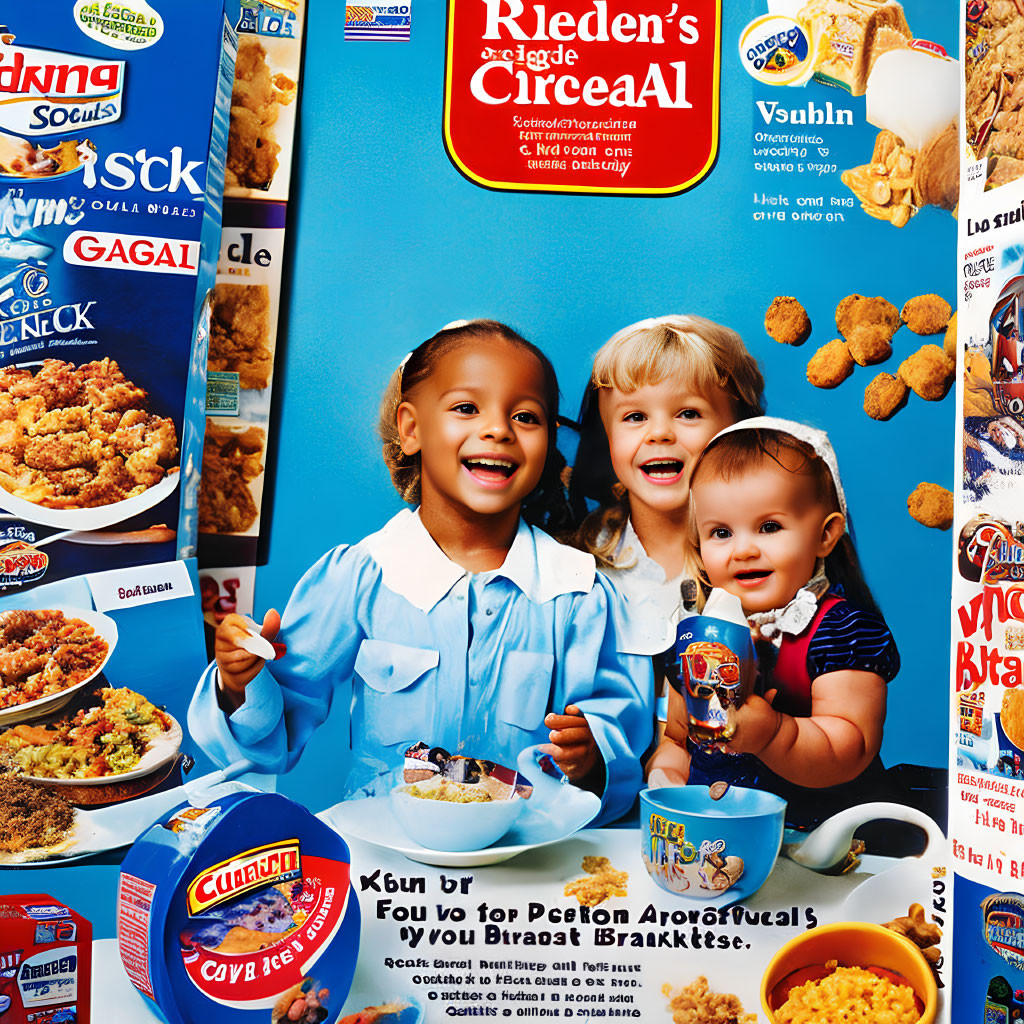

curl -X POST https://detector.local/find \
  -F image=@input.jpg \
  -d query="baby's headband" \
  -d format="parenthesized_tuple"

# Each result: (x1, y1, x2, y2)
(705, 415, 848, 518)
(398, 319, 473, 375)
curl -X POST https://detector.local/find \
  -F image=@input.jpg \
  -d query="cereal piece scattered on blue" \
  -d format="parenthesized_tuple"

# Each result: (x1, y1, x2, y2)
(0, 2, 242, 591)
(117, 790, 360, 1024)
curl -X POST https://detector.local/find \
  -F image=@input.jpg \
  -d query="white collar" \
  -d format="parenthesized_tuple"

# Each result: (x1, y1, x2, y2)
(605, 518, 688, 654)
(363, 508, 595, 613)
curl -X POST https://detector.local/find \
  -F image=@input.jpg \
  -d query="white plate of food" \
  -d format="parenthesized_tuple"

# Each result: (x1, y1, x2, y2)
(0, 696, 182, 788)
(0, 605, 118, 727)
(0, 471, 180, 532)
(0, 359, 180, 530)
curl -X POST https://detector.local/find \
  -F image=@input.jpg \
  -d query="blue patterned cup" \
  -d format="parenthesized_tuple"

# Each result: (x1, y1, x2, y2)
(641, 785, 786, 904)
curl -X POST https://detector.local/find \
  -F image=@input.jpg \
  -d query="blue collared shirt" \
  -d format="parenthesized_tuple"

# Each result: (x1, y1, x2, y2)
(188, 509, 653, 824)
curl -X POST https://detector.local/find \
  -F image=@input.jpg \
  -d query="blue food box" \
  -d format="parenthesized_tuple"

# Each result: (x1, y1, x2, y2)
(0, 2, 239, 592)
(117, 790, 360, 1024)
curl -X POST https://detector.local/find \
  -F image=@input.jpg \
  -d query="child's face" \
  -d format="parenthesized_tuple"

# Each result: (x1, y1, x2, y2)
(397, 336, 549, 518)
(598, 379, 735, 520)
(692, 458, 842, 614)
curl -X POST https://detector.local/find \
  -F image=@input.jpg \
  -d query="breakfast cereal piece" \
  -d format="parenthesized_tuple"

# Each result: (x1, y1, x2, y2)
(209, 284, 273, 390)
(902, 294, 952, 335)
(863, 372, 907, 421)
(944, 311, 957, 360)
(841, 130, 919, 227)
(807, 339, 854, 388)
(1002, 689, 1024, 751)
(907, 482, 953, 530)
(765, 297, 811, 345)
(836, 294, 900, 340)
(898, 344, 954, 401)
(661, 977, 756, 1024)
(847, 323, 892, 365)
(564, 855, 628, 907)
(883, 902, 942, 965)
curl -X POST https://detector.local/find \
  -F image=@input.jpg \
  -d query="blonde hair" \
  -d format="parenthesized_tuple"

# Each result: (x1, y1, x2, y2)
(592, 315, 764, 413)
(573, 315, 765, 569)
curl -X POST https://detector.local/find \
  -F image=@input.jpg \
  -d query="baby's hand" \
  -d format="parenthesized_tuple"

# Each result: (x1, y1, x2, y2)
(541, 705, 600, 785)
(726, 691, 782, 757)
(215, 609, 281, 712)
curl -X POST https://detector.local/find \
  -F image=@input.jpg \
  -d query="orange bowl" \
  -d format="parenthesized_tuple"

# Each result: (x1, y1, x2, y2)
(760, 922, 937, 1024)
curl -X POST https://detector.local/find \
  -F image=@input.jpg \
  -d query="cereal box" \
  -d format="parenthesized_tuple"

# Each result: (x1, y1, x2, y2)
(0, 894, 91, 1024)
(0, 2, 239, 594)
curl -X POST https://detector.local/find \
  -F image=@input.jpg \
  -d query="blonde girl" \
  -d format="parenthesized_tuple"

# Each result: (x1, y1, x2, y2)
(571, 315, 765, 656)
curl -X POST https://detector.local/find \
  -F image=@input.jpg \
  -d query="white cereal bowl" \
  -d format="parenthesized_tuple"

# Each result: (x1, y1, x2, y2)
(390, 782, 526, 852)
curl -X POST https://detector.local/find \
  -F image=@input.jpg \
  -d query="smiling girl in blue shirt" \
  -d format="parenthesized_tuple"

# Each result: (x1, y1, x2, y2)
(189, 319, 653, 823)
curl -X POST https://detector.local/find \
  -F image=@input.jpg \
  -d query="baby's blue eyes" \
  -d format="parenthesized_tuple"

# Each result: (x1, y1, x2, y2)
(621, 409, 701, 423)
(707, 522, 782, 540)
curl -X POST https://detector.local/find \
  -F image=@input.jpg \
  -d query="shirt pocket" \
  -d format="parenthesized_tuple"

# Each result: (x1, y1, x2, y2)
(498, 650, 555, 732)
(355, 638, 439, 748)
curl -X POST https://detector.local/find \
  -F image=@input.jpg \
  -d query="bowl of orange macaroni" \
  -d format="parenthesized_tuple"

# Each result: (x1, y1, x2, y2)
(760, 921, 937, 1024)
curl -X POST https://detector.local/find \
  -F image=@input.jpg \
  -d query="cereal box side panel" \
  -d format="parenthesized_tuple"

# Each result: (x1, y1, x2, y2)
(178, 6, 242, 561)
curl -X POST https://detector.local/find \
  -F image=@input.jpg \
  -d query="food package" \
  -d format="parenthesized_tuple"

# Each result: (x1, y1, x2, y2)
(117, 789, 360, 1024)
(798, 0, 912, 96)
(0, 895, 91, 1024)
(402, 741, 534, 800)
(0, 4, 238, 593)
(671, 589, 757, 746)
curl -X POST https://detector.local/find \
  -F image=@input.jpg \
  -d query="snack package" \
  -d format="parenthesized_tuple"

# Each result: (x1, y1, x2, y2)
(402, 741, 534, 800)
(117, 789, 359, 1024)
(0, 4, 239, 593)
(798, 0, 912, 96)
(0, 895, 91, 1024)
(672, 589, 757, 746)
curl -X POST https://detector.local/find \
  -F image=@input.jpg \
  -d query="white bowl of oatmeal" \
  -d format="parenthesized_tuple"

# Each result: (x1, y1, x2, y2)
(390, 777, 526, 852)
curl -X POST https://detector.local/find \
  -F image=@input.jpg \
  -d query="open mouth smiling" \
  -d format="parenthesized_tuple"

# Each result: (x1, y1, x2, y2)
(734, 570, 773, 585)
(463, 456, 518, 484)
(640, 459, 684, 481)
